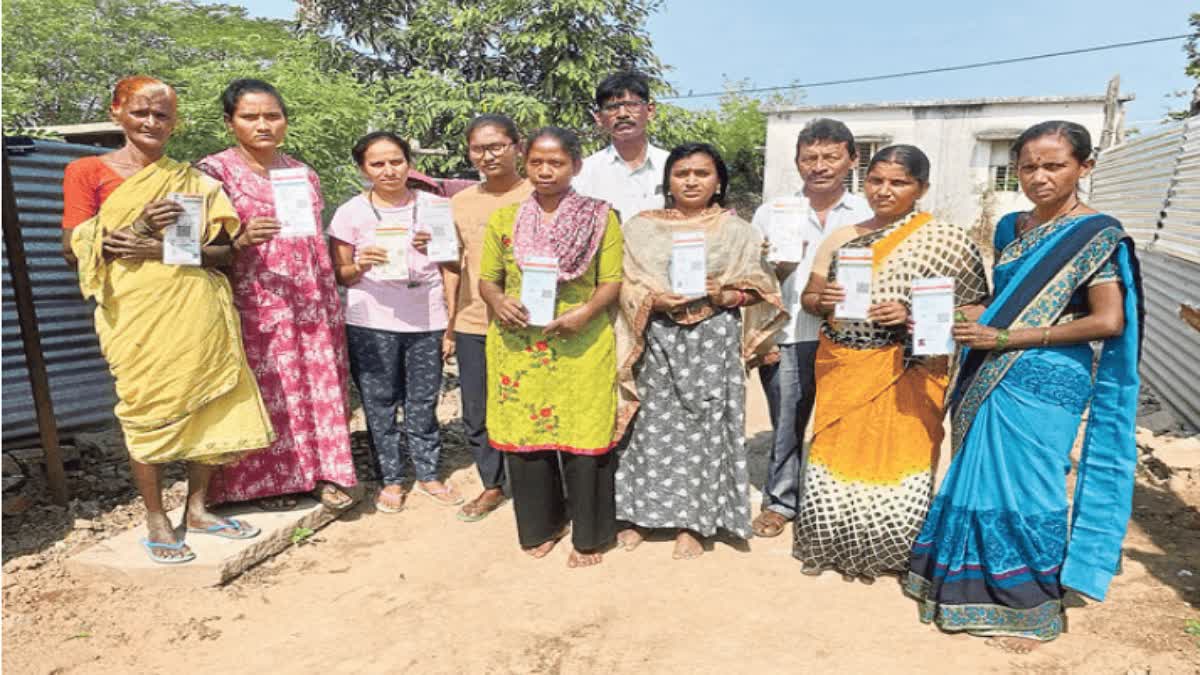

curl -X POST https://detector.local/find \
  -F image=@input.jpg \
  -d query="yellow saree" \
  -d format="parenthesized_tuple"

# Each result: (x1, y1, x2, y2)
(71, 157, 274, 464)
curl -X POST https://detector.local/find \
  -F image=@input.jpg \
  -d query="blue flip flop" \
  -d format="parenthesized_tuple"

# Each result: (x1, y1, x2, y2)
(140, 538, 196, 565)
(186, 518, 261, 540)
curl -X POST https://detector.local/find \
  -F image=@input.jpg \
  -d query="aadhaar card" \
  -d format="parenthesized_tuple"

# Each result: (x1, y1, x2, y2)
(911, 277, 956, 356)
(521, 256, 559, 327)
(834, 248, 872, 320)
(767, 200, 806, 263)
(269, 168, 318, 238)
(670, 231, 707, 298)
(163, 192, 203, 266)
(422, 197, 459, 263)
(372, 224, 410, 281)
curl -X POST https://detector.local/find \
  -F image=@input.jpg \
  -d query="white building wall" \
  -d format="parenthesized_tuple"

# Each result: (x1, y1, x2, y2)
(764, 98, 1108, 232)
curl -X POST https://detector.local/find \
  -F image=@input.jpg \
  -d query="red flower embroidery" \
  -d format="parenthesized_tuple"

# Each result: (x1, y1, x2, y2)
(501, 375, 512, 385)
(513, 381, 519, 388)
(529, 414, 538, 420)
(501, 235, 512, 248)
(535, 341, 548, 351)
(541, 358, 550, 365)
(540, 408, 553, 418)
(525, 346, 533, 352)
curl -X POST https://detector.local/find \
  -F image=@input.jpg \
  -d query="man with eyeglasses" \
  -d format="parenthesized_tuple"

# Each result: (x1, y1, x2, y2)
(749, 118, 873, 539)
(574, 71, 669, 224)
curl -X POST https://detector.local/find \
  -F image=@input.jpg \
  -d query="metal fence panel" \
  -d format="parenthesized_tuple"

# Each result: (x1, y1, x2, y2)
(1091, 123, 1185, 247)
(3, 139, 116, 447)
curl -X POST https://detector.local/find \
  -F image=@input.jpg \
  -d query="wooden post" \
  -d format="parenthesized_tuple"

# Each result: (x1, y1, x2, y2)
(1100, 75, 1122, 149)
(2, 138, 69, 505)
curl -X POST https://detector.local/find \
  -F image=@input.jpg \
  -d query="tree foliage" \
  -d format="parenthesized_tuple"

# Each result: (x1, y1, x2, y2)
(298, 0, 671, 173)
(1, 0, 381, 207)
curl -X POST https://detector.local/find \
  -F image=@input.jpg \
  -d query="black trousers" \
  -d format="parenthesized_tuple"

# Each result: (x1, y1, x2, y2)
(507, 451, 616, 552)
(455, 332, 505, 489)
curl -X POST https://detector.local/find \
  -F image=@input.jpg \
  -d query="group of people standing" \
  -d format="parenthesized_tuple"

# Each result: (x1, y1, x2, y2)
(62, 69, 1142, 648)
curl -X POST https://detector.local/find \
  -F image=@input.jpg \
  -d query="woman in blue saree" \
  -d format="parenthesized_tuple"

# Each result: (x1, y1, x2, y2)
(905, 121, 1143, 648)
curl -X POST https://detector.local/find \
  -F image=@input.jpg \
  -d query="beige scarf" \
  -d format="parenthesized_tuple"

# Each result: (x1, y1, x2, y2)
(614, 208, 787, 436)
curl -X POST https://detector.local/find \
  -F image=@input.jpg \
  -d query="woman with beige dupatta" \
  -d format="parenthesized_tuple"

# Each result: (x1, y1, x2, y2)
(614, 143, 786, 559)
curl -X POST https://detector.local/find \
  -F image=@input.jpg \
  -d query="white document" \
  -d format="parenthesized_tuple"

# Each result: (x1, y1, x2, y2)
(269, 167, 317, 238)
(372, 223, 410, 281)
(670, 231, 707, 298)
(520, 256, 559, 327)
(422, 198, 459, 263)
(834, 248, 872, 320)
(767, 201, 807, 263)
(911, 277, 956, 356)
(163, 192, 203, 266)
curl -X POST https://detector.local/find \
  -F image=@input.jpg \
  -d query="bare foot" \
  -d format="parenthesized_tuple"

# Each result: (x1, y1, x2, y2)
(144, 511, 191, 562)
(986, 636, 1042, 654)
(751, 510, 788, 538)
(525, 527, 569, 559)
(184, 500, 228, 531)
(616, 527, 644, 552)
(567, 548, 603, 568)
(673, 530, 704, 560)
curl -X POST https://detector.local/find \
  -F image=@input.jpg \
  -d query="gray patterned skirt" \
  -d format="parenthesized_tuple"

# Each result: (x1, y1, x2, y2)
(615, 309, 751, 539)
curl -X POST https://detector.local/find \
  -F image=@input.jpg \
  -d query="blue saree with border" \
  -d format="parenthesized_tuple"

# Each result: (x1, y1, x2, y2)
(904, 212, 1143, 641)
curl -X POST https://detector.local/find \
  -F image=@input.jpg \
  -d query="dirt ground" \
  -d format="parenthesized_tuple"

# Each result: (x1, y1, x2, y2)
(3, 379, 1200, 674)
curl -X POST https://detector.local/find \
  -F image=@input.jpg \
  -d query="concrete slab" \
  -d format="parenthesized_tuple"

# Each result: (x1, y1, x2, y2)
(65, 498, 338, 588)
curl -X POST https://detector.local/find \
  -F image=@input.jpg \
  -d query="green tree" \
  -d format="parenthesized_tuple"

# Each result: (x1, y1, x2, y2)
(298, 0, 670, 173)
(1, 0, 382, 208)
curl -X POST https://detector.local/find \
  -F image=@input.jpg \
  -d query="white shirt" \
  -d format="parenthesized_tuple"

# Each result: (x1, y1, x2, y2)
(751, 190, 873, 344)
(574, 143, 670, 223)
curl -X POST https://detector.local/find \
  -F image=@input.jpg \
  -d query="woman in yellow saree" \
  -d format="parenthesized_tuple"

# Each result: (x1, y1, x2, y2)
(67, 77, 273, 564)
(795, 145, 989, 581)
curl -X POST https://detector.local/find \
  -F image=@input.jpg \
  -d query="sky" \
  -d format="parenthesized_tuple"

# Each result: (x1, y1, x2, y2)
(235, 0, 1195, 128)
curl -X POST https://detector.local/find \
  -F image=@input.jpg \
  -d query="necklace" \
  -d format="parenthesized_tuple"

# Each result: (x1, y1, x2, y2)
(1019, 198, 1082, 236)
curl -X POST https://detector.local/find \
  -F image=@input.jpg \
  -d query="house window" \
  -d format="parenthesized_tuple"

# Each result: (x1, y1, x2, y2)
(989, 140, 1019, 192)
(844, 142, 878, 193)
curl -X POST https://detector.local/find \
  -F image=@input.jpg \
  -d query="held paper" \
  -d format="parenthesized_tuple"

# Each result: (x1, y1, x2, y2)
(767, 201, 806, 263)
(911, 277, 956, 356)
(834, 248, 872, 320)
(670, 231, 707, 298)
(423, 198, 459, 263)
(520, 256, 559, 327)
(372, 223, 410, 281)
(269, 167, 317, 238)
(163, 192, 203, 266)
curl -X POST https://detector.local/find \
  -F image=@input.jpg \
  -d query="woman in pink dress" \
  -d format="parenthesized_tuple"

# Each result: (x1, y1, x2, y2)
(197, 78, 356, 510)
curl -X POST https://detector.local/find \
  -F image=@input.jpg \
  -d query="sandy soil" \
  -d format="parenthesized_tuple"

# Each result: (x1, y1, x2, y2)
(3, 381, 1199, 674)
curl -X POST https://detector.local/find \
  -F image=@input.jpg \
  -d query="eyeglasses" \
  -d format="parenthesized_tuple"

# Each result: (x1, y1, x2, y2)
(468, 142, 513, 157)
(599, 99, 648, 115)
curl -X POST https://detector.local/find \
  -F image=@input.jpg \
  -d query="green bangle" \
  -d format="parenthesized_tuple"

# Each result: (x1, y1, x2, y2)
(995, 328, 1010, 350)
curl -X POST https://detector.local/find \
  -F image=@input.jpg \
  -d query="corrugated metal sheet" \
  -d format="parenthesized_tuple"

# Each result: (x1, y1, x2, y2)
(1158, 117, 1200, 265)
(1137, 250, 1200, 425)
(1091, 119, 1200, 427)
(3, 139, 117, 447)
(1090, 123, 1185, 247)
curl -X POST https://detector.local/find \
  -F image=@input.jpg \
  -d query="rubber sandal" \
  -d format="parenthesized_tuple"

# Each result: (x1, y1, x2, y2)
(186, 518, 261, 540)
(314, 484, 355, 511)
(375, 486, 409, 514)
(752, 511, 788, 538)
(140, 538, 196, 565)
(414, 483, 464, 506)
(456, 493, 506, 522)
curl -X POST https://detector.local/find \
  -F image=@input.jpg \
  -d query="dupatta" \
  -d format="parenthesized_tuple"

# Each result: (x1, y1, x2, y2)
(949, 211, 1144, 602)
(614, 208, 787, 434)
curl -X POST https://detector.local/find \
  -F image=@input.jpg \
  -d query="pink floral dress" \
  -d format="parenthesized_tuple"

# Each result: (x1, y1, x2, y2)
(196, 148, 356, 503)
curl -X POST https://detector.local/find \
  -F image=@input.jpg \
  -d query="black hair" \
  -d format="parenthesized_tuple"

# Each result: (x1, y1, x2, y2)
(525, 126, 583, 163)
(795, 118, 857, 159)
(662, 142, 729, 208)
(866, 144, 931, 185)
(351, 131, 412, 167)
(594, 71, 652, 108)
(1011, 120, 1093, 164)
(221, 78, 288, 119)
(465, 113, 520, 145)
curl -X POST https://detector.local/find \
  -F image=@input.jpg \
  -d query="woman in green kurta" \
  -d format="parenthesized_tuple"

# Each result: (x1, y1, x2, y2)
(479, 126, 623, 568)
